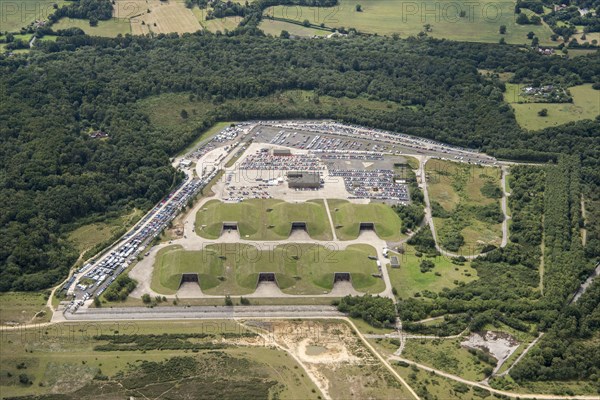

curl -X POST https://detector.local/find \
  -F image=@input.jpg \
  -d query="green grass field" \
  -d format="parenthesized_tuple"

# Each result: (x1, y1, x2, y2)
(151, 243, 384, 295)
(0, 292, 51, 325)
(504, 83, 600, 131)
(259, 19, 332, 37)
(264, 0, 555, 45)
(0, 320, 320, 399)
(328, 199, 404, 241)
(567, 49, 600, 58)
(39, 35, 58, 41)
(0, 1, 66, 32)
(199, 15, 242, 32)
(68, 209, 143, 254)
(196, 199, 333, 240)
(426, 159, 503, 253)
(52, 17, 131, 37)
(139, 90, 402, 138)
(386, 246, 477, 299)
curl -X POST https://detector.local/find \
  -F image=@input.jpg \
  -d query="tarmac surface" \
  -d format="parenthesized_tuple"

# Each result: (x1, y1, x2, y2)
(64, 305, 342, 321)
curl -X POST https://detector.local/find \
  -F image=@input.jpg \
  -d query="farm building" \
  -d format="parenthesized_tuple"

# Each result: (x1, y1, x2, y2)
(287, 171, 321, 189)
(390, 256, 400, 268)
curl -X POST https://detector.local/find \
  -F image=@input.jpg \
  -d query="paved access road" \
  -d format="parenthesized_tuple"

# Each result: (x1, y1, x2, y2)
(64, 305, 342, 321)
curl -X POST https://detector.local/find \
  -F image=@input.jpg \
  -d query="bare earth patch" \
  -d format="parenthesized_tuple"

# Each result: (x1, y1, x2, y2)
(244, 320, 408, 399)
(461, 330, 520, 364)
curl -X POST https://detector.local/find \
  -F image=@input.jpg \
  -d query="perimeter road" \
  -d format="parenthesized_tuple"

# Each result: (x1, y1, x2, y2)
(64, 305, 343, 321)
(388, 355, 599, 400)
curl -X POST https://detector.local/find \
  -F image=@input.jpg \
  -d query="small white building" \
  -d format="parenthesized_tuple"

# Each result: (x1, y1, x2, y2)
(179, 159, 192, 168)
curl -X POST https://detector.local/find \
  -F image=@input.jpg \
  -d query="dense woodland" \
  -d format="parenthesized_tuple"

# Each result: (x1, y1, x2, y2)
(48, 0, 114, 25)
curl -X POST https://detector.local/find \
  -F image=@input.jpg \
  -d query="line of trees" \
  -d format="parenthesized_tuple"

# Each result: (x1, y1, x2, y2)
(336, 295, 396, 328)
(542, 156, 589, 306)
(48, 0, 114, 25)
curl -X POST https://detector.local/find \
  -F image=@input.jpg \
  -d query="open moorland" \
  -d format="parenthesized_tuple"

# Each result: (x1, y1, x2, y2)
(0, 320, 322, 399)
(152, 243, 384, 295)
(253, 319, 415, 399)
(0, 292, 51, 325)
(195, 199, 333, 240)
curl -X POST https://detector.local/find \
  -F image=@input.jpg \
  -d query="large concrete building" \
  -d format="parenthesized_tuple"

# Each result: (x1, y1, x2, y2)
(272, 148, 292, 156)
(287, 171, 321, 189)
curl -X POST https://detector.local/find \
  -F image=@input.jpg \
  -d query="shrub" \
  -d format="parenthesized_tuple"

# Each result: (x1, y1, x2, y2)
(420, 260, 435, 273)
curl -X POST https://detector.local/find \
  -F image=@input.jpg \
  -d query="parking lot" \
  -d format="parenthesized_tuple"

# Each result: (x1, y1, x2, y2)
(253, 121, 498, 166)
(329, 169, 409, 203)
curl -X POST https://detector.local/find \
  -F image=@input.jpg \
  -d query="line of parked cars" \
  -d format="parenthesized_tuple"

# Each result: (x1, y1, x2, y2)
(66, 166, 221, 312)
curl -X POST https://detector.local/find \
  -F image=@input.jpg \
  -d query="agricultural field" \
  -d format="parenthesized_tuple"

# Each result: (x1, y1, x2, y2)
(130, 0, 201, 35)
(386, 246, 478, 299)
(426, 159, 503, 253)
(504, 83, 600, 131)
(259, 19, 332, 37)
(195, 199, 333, 240)
(151, 243, 384, 295)
(52, 17, 131, 37)
(0, 292, 51, 325)
(328, 199, 404, 241)
(572, 28, 600, 46)
(0, 320, 321, 399)
(263, 0, 555, 45)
